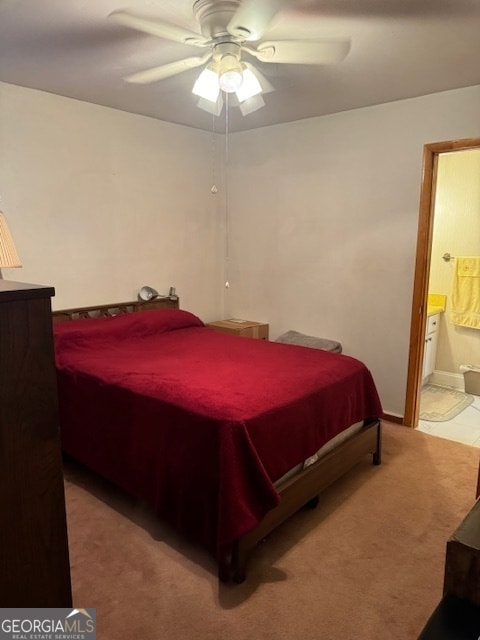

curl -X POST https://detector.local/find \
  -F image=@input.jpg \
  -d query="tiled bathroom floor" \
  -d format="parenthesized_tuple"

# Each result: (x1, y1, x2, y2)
(417, 392, 480, 446)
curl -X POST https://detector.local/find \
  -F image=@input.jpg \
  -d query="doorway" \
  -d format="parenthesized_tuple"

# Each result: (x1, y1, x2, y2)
(404, 137, 480, 428)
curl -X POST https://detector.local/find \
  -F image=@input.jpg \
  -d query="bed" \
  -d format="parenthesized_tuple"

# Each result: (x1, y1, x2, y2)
(52, 297, 383, 582)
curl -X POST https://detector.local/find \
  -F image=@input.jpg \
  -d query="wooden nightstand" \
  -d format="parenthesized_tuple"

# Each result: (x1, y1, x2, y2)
(207, 319, 269, 340)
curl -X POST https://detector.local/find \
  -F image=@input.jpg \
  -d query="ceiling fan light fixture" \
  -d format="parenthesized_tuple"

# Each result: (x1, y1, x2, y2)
(236, 66, 262, 103)
(110, 6, 353, 121)
(196, 94, 224, 116)
(239, 93, 265, 116)
(218, 54, 243, 93)
(192, 66, 220, 103)
(219, 70, 242, 93)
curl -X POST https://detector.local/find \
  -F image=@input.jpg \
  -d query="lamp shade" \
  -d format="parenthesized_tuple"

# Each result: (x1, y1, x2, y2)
(192, 67, 220, 103)
(0, 211, 21, 269)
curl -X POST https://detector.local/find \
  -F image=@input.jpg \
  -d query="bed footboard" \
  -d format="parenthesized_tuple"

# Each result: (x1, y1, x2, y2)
(230, 418, 382, 583)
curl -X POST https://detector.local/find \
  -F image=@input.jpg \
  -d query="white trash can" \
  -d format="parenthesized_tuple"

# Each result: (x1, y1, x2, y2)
(460, 365, 480, 396)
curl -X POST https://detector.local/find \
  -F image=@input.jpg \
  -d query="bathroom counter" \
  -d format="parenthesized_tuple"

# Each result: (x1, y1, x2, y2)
(427, 305, 444, 316)
(427, 293, 446, 316)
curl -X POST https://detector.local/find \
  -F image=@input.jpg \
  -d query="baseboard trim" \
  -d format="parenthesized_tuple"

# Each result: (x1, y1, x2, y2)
(430, 370, 464, 390)
(382, 413, 404, 425)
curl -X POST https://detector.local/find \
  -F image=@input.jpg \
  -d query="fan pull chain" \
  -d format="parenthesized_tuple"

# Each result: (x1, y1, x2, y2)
(211, 112, 217, 194)
(224, 93, 230, 289)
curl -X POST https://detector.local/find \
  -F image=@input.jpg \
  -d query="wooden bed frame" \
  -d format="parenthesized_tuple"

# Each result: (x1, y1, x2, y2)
(52, 297, 382, 582)
(52, 296, 178, 323)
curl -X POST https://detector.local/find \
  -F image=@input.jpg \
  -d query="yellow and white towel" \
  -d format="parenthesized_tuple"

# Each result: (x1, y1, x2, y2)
(451, 257, 480, 329)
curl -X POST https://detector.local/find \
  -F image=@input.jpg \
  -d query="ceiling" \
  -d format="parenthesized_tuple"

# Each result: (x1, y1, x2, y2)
(1, 0, 480, 133)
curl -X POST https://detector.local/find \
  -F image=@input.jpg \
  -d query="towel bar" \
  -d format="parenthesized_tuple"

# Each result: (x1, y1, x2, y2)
(442, 253, 455, 262)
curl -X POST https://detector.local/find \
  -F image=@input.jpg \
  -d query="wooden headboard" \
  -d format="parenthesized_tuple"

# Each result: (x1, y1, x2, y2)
(52, 297, 179, 323)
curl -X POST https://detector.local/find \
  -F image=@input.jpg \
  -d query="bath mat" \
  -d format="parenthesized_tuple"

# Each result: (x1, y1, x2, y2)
(420, 384, 474, 422)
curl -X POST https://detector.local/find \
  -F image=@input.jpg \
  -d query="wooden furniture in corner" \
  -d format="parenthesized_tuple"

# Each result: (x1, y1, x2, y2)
(443, 498, 480, 606)
(476, 458, 480, 499)
(417, 498, 480, 638)
(207, 319, 269, 340)
(0, 280, 72, 606)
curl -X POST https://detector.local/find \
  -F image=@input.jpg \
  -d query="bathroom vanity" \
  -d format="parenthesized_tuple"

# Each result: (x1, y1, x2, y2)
(422, 312, 440, 384)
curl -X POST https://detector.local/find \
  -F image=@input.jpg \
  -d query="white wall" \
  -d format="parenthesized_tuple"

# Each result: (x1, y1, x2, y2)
(1, 80, 480, 416)
(0, 82, 225, 320)
(226, 85, 480, 416)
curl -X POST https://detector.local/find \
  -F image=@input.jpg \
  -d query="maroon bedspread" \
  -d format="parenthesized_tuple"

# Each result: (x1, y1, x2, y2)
(54, 309, 382, 561)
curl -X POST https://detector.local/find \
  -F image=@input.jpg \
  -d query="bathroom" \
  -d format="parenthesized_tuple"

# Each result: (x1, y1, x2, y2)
(418, 148, 480, 443)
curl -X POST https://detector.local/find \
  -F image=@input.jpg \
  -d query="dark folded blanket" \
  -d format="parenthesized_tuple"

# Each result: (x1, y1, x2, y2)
(275, 330, 342, 353)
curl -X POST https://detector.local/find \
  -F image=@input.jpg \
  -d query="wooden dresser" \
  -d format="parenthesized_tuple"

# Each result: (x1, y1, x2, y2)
(0, 280, 72, 606)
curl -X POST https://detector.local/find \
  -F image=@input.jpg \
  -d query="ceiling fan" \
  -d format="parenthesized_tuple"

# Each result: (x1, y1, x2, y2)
(109, 0, 351, 115)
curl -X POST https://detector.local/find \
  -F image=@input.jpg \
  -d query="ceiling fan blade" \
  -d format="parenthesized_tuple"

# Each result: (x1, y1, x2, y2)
(255, 39, 351, 65)
(109, 10, 208, 47)
(125, 53, 212, 84)
(227, 0, 294, 41)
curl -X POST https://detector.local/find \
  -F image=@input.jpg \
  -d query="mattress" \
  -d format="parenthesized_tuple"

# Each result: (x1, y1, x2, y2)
(274, 421, 364, 487)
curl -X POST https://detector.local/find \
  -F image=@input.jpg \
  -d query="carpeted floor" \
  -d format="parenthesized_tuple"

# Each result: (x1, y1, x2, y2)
(63, 423, 479, 640)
